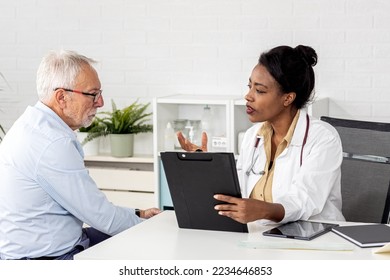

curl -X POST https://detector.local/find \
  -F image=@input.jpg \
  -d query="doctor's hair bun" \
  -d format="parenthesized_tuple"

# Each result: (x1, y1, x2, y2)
(295, 45, 317, 67)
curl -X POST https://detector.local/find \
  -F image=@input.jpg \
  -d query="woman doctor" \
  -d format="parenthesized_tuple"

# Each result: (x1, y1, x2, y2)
(177, 45, 345, 225)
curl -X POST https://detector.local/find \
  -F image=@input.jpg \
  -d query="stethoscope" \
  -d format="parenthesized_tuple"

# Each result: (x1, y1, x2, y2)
(245, 114, 310, 176)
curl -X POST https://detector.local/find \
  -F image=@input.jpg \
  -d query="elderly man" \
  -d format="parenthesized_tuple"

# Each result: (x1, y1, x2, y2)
(0, 50, 160, 260)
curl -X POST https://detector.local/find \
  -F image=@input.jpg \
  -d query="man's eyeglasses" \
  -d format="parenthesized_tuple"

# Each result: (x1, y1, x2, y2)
(54, 88, 102, 103)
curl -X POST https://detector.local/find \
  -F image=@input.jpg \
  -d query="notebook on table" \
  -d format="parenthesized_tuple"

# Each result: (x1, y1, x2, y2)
(332, 224, 390, 248)
(160, 151, 248, 233)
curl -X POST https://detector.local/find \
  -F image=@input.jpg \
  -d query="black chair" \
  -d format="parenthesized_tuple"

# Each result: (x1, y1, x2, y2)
(321, 116, 390, 224)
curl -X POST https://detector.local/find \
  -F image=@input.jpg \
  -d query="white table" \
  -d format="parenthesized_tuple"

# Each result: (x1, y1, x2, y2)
(75, 210, 390, 260)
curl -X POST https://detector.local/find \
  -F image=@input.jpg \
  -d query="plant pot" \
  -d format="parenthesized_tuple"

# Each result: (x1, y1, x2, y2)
(109, 134, 134, 157)
(76, 132, 99, 156)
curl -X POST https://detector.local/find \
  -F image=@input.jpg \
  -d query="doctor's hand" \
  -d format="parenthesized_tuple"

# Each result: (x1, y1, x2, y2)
(139, 208, 161, 219)
(213, 194, 285, 224)
(176, 131, 208, 152)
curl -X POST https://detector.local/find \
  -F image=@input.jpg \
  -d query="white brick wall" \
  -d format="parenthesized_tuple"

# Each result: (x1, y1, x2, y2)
(1, 0, 390, 135)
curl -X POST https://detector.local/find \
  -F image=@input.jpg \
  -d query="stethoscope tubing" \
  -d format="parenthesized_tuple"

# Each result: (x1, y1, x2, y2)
(245, 114, 310, 176)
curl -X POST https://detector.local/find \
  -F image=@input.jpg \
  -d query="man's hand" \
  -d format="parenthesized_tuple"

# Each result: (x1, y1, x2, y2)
(140, 208, 161, 219)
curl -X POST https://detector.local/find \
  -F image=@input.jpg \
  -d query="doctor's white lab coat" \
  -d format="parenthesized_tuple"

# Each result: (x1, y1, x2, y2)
(237, 111, 345, 225)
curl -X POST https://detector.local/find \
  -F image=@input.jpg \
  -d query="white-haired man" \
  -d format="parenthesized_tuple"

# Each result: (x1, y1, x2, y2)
(0, 50, 160, 260)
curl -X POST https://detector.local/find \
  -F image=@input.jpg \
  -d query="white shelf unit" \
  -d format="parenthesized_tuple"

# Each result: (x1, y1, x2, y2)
(153, 94, 239, 152)
(84, 154, 156, 210)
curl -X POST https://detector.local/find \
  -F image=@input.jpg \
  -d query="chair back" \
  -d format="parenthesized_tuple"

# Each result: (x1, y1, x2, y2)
(321, 116, 390, 224)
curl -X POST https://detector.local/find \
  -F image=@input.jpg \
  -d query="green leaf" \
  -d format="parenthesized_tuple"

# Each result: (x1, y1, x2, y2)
(81, 99, 153, 145)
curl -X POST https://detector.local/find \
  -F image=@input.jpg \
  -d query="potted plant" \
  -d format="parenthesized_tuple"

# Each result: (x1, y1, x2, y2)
(76, 119, 105, 156)
(85, 99, 153, 157)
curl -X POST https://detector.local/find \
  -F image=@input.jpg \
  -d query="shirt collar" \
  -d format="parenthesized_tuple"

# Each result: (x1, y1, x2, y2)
(35, 101, 75, 134)
(258, 109, 301, 147)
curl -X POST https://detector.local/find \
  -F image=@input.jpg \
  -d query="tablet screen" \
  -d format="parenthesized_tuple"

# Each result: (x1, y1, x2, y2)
(262, 220, 338, 240)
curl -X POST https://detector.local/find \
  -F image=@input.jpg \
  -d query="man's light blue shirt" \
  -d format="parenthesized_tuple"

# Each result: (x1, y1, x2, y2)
(0, 102, 141, 259)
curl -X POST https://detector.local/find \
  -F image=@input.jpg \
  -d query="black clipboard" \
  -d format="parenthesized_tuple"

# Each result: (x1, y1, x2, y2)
(160, 152, 248, 233)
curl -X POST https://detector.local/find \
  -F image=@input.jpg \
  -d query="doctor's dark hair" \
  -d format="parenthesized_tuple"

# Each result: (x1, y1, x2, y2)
(259, 45, 317, 109)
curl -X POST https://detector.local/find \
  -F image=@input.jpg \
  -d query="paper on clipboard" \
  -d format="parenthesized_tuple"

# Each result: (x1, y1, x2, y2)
(373, 243, 390, 254)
